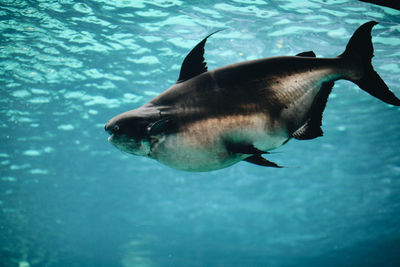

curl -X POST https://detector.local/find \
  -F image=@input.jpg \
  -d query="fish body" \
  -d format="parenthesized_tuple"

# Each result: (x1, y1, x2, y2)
(105, 21, 400, 172)
(359, 0, 400, 11)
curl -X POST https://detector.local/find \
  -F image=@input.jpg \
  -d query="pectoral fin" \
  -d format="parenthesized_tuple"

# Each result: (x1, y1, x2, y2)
(244, 155, 282, 168)
(147, 117, 176, 136)
(225, 142, 281, 168)
(226, 142, 269, 155)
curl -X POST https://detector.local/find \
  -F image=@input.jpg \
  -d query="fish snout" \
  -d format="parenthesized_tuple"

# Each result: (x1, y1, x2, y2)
(104, 120, 120, 135)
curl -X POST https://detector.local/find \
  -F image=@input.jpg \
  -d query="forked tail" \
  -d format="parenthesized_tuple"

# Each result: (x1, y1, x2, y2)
(339, 21, 400, 106)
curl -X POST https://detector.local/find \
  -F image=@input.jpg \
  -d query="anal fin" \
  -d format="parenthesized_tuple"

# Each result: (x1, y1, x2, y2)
(293, 81, 334, 140)
(244, 155, 282, 168)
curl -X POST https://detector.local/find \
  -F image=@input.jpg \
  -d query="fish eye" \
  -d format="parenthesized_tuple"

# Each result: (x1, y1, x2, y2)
(113, 125, 120, 132)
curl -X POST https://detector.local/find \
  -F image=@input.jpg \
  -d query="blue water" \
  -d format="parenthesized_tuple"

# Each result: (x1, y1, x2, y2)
(1, 1, 400, 266)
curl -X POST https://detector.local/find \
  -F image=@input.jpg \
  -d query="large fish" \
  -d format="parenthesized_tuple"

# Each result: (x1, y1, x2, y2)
(359, 0, 400, 11)
(105, 21, 400, 172)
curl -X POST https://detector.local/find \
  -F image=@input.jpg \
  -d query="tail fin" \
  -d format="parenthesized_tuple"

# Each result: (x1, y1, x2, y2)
(339, 21, 400, 106)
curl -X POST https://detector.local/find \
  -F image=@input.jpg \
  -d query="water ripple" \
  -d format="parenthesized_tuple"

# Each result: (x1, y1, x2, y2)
(1, 1, 400, 266)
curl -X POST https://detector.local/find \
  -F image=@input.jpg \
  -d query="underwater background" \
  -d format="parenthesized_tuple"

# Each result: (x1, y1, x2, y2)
(1, 0, 400, 266)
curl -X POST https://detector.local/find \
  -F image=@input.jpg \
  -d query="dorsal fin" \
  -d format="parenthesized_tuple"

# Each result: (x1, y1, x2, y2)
(293, 81, 334, 140)
(177, 30, 222, 83)
(296, 51, 316, 57)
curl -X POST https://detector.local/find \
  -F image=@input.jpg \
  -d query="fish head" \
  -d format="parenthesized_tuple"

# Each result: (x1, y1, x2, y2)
(105, 106, 158, 156)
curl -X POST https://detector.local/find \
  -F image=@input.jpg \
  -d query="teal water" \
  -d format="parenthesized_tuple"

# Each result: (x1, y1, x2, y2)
(1, 1, 400, 266)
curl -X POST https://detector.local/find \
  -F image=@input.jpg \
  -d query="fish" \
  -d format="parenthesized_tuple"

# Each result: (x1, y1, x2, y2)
(105, 21, 400, 172)
(359, 0, 400, 11)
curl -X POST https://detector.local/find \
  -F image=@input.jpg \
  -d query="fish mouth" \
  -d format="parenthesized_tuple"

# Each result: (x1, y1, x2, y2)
(108, 134, 127, 146)
(107, 134, 134, 148)
(107, 135, 150, 156)
(108, 134, 124, 146)
(108, 133, 129, 142)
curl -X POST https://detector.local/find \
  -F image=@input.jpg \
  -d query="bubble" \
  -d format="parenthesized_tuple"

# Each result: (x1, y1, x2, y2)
(43, 147, 55, 153)
(57, 124, 75, 131)
(2, 177, 16, 182)
(23, 150, 41, 156)
(29, 169, 49, 175)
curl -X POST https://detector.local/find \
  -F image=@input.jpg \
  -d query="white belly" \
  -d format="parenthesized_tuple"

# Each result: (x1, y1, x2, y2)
(149, 113, 289, 171)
